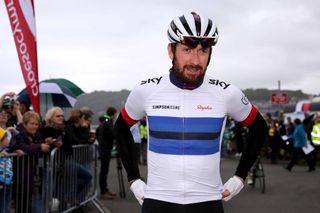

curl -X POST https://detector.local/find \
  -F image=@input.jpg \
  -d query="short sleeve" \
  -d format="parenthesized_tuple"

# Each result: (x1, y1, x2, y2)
(226, 85, 257, 126)
(122, 85, 147, 125)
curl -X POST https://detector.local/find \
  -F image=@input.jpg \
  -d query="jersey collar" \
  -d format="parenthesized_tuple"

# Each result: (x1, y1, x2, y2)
(169, 69, 203, 90)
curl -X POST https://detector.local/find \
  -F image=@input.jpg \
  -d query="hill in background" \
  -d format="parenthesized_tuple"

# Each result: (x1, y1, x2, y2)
(71, 88, 314, 125)
(69, 90, 130, 124)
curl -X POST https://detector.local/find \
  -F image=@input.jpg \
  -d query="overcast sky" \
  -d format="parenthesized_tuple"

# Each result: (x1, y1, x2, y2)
(1, 0, 319, 96)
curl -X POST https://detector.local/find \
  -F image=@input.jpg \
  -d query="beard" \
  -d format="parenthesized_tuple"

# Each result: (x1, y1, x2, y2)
(172, 58, 207, 86)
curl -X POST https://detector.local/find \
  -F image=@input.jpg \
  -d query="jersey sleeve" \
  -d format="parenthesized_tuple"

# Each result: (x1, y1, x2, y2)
(121, 85, 147, 125)
(226, 85, 257, 127)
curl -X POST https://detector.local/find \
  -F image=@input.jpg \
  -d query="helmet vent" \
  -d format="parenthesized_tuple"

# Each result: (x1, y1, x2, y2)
(192, 12, 201, 36)
(179, 15, 194, 36)
(203, 19, 213, 37)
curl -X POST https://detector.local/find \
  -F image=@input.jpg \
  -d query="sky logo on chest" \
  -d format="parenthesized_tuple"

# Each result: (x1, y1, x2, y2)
(209, 79, 230, 89)
(141, 76, 162, 85)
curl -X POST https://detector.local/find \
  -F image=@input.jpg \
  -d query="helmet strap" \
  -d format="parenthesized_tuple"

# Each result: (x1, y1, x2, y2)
(170, 43, 177, 66)
(207, 47, 212, 66)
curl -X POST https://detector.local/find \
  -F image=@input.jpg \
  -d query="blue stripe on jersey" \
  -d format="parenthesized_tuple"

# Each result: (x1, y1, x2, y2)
(147, 116, 224, 155)
(149, 136, 220, 155)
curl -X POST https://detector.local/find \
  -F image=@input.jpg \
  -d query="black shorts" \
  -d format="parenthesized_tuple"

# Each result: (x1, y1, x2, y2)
(142, 198, 224, 213)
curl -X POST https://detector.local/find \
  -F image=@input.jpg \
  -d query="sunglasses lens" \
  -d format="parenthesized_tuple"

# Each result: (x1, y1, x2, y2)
(200, 38, 215, 48)
(181, 37, 214, 48)
(181, 37, 199, 48)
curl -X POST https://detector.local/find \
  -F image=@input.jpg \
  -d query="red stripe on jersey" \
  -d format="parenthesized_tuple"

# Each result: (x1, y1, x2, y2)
(121, 107, 138, 126)
(241, 105, 258, 127)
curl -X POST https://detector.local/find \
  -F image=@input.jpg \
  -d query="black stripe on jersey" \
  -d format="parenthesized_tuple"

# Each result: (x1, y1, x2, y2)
(149, 129, 220, 140)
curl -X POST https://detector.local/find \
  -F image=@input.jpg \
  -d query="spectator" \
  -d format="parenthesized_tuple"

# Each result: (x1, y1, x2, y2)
(233, 121, 245, 157)
(0, 92, 22, 127)
(98, 107, 117, 200)
(268, 119, 281, 164)
(79, 107, 95, 144)
(140, 117, 148, 165)
(131, 121, 142, 164)
(62, 109, 92, 200)
(19, 101, 30, 115)
(41, 107, 64, 148)
(311, 115, 320, 163)
(34, 107, 65, 212)
(285, 118, 315, 172)
(0, 128, 13, 213)
(12, 111, 50, 213)
(0, 108, 9, 130)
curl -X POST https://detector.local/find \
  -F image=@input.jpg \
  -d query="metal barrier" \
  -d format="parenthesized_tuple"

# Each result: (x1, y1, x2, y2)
(0, 144, 105, 213)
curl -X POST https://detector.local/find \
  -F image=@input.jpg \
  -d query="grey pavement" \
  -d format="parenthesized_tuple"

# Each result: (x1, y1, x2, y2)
(84, 158, 320, 213)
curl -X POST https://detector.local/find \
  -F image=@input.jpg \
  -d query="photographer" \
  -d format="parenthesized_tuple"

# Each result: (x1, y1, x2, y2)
(0, 92, 22, 127)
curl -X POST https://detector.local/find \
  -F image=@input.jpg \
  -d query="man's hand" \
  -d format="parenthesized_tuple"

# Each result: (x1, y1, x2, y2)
(130, 179, 147, 205)
(221, 176, 244, 201)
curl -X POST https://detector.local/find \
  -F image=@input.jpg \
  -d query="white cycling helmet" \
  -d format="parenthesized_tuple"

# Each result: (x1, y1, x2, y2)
(167, 12, 219, 46)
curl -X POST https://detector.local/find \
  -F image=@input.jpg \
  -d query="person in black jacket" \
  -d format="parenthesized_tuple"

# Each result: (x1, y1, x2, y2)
(62, 109, 93, 201)
(98, 107, 117, 199)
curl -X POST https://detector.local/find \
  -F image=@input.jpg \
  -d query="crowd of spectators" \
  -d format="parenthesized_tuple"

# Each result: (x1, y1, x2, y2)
(0, 91, 95, 212)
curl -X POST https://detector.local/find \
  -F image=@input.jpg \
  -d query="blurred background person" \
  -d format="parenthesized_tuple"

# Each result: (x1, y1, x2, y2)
(80, 107, 95, 144)
(19, 101, 30, 116)
(285, 118, 315, 172)
(98, 107, 117, 200)
(311, 115, 320, 165)
(140, 117, 148, 165)
(268, 119, 281, 164)
(131, 121, 142, 164)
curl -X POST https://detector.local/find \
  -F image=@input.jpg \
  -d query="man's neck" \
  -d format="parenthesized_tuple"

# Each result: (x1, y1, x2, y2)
(169, 69, 203, 90)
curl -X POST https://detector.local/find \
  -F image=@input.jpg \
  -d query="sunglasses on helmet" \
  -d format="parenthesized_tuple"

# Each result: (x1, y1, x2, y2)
(180, 36, 216, 48)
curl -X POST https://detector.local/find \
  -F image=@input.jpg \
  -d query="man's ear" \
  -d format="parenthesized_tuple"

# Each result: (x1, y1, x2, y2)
(167, 43, 174, 60)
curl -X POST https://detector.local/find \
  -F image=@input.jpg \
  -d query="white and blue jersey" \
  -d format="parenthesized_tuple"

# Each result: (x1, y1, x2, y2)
(122, 72, 257, 204)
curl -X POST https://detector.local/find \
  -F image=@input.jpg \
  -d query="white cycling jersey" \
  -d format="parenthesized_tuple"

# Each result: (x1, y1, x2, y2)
(122, 72, 257, 204)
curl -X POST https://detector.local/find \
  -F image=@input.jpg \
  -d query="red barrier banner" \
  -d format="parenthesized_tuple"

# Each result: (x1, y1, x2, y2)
(5, 0, 40, 113)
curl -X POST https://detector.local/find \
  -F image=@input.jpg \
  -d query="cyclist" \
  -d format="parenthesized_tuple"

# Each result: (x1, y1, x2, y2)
(114, 12, 268, 213)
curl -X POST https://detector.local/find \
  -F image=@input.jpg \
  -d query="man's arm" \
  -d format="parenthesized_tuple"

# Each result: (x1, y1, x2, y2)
(114, 113, 141, 182)
(222, 112, 267, 201)
(235, 112, 268, 180)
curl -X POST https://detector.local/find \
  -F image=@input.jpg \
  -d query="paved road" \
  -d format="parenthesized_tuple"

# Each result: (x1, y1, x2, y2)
(85, 158, 320, 213)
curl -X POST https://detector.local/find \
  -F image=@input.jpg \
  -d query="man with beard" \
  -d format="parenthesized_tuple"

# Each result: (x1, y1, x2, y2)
(114, 12, 267, 213)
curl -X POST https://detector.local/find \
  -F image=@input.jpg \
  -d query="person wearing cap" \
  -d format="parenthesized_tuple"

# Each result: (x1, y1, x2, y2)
(114, 12, 267, 212)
